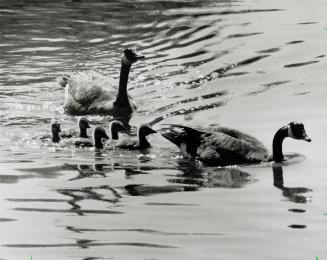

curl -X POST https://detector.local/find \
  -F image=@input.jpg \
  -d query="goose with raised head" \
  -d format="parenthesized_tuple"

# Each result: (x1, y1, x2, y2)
(58, 49, 144, 117)
(161, 122, 311, 166)
(116, 124, 157, 150)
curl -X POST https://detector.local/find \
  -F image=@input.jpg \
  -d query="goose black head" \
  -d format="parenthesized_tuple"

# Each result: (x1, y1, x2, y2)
(93, 126, 109, 149)
(139, 124, 157, 137)
(288, 121, 311, 142)
(93, 126, 109, 139)
(51, 120, 61, 143)
(51, 120, 61, 134)
(122, 49, 145, 65)
(109, 120, 126, 140)
(78, 117, 90, 130)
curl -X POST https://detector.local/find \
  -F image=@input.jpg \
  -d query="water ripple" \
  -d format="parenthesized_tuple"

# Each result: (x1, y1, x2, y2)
(284, 60, 319, 68)
(179, 54, 270, 88)
(13, 207, 123, 215)
(66, 226, 222, 236)
(3, 241, 177, 249)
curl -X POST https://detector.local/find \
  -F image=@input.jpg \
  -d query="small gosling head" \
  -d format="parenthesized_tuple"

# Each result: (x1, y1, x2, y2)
(51, 119, 61, 143)
(109, 120, 126, 140)
(78, 116, 90, 130)
(139, 124, 157, 137)
(51, 120, 61, 134)
(93, 126, 109, 149)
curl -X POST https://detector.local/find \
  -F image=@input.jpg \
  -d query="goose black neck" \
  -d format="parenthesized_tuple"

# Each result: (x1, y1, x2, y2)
(52, 133, 60, 143)
(80, 128, 88, 138)
(272, 126, 288, 162)
(94, 138, 104, 149)
(111, 130, 119, 140)
(114, 61, 131, 108)
(139, 134, 151, 149)
(273, 165, 284, 189)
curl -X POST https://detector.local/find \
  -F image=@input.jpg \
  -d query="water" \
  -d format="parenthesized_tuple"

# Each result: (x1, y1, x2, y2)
(0, 0, 326, 259)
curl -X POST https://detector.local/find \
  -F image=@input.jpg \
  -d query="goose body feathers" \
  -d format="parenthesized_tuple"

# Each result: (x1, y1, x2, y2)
(197, 130, 269, 165)
(161, 122, 310, 166)
(59, 72, 136, 116)
(58, 49, 143, 117)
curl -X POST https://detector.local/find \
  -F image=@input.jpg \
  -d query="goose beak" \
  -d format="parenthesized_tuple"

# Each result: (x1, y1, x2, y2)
(303, 135, 311, 142)
(136, 55, 145, 60)
(150, 129, 157, 134)
(147, 128, 157, 134)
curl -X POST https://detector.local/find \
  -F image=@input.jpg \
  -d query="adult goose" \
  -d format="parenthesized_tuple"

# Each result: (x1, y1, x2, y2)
(116, 124, 157, 150)
(58, 49, 144, 117)
(161, 122, 311, 166)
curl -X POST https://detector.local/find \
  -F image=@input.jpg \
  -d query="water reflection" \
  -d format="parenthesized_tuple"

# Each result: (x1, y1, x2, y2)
(124, 183, 198, 196)
(69, 164, 107, 181)
(272, 164, 312, 204)
(272, 164, 311, 229)
(56, 185, 121, 216)
(0, 163, 73, 184)
(170, 160, 252, 188)
(7, 161, 313, 220)
(66, 225, 222, 236)
(4, 240, 177, 249)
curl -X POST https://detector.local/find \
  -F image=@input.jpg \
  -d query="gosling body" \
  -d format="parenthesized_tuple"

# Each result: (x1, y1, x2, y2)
(116, 124, 157, 150)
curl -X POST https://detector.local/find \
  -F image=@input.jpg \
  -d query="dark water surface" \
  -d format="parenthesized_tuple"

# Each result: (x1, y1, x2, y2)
(0, 0, 326, 259)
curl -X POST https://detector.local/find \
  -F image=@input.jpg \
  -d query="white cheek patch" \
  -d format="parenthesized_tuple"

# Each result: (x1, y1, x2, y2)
(287, 125, 295, 138)
(64, 83, 69, 98)
(122, 55, 133, 65)
(179, 142, 191, 159)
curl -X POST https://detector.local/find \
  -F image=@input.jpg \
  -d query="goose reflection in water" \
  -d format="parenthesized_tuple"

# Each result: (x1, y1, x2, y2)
(169, 159, 253, 189)
(68, 164, 106, 181)
(272, 164, 312, 203)
(123, 160, 252, 196)
(56, 182, 122, 216)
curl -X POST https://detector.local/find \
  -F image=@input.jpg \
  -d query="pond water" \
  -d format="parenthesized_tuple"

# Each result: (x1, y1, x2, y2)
(0, 0, 326, 259)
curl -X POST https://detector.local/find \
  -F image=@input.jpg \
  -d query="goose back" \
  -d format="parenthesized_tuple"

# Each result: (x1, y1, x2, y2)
(162, 124, 269, 166)
(211, 127, 268, 154)
(198, 131, 269, 165)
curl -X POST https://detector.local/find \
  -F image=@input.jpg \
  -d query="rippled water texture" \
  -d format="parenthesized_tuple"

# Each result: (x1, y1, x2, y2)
(0, 0, 327, 259)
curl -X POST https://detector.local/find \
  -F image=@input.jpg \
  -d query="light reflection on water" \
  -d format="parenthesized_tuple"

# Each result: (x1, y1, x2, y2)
(0, 0, 326, 259)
